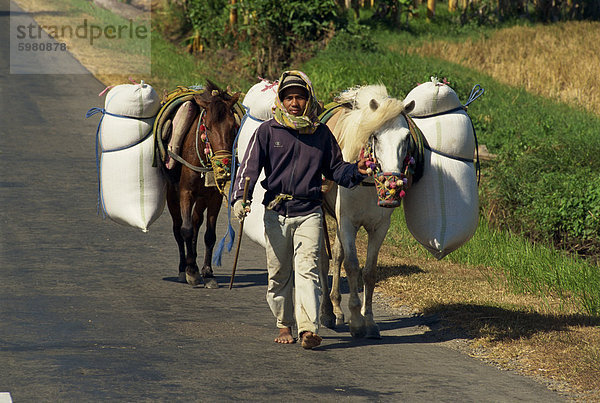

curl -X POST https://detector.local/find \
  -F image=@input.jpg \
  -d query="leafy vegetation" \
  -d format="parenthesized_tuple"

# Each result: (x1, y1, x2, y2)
(156, 0, 356, 78)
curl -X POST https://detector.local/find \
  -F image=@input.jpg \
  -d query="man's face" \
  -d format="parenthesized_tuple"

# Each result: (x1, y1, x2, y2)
(281, 87, 308, 116)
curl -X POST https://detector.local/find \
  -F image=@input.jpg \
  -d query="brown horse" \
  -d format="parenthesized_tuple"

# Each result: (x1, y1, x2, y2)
(162, 81, 240, 288)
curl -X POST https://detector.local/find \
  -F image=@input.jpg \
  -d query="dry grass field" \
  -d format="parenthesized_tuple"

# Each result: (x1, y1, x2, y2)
(403, 21, 600, 116)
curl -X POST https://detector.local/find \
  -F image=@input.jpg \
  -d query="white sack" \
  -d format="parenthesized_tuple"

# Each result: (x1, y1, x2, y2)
(234, 114, 268, 247)
(411, 110, 474, 160)
(242, 81, 278, 121)
(97, 81, 165, 231)
(99, 114, 155, 151)
(235, 80, 279, 247)
(403, 149, 478, 259)
(100, 134, 166, 231)
(104, 82, 161, 118)
(404, 79, 462, 117)
(403, 79, 479, 258)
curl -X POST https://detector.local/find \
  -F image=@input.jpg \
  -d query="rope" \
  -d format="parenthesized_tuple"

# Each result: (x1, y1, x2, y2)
(212, 105, 251, 266)
(194, 109, 209, 168)
(465, 84, 485, 107)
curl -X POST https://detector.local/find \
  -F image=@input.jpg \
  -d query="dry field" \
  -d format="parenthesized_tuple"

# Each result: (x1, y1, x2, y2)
(402, 21, 600, 116)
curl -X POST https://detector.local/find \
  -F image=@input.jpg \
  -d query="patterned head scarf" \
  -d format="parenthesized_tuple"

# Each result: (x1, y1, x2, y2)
(273, 70, 320, 134)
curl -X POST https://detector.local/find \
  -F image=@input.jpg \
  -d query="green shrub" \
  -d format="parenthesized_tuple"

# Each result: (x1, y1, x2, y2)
(186, 0, 231, 50)
(238, 0, 344, 77)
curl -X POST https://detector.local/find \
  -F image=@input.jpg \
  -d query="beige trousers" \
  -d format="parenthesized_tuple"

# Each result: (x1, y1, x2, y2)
(264, 208, 323, 336)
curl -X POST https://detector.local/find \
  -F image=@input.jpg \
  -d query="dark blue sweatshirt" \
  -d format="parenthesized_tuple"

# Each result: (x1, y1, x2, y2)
(231, 119, 366, 217)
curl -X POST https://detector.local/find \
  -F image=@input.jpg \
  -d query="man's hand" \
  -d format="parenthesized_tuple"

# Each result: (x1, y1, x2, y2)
(357, 156, 369, 175)
(233, 199, 250, 220)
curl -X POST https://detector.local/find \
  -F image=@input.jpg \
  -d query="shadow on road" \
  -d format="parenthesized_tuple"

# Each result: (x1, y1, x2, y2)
(162, 268, 269, 288)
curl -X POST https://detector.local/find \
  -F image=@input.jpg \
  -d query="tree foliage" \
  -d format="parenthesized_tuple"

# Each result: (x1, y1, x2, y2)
(237, 0, 342, 77)
(179, 0, 348, 78)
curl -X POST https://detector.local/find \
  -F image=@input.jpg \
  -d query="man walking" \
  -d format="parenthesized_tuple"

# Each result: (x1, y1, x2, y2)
(232, 70, 368, 349)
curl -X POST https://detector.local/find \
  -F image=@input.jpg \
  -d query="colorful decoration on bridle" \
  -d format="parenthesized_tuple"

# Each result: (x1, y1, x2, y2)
(195, 110, 234, 196)
(362, 140, 416, 208)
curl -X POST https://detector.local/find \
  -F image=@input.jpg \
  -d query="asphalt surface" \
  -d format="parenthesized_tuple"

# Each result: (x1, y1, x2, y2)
(0, 1, 566, 401)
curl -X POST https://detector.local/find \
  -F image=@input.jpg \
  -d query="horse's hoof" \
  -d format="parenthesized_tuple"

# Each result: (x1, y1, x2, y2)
(178, 272, 187, 283)
(320, 314, 336, 329)
(203, 277, 219, 289)
(186, 272, 202, 287)
(349, 322, 367, 338)
(366, 326, 382, 339)
(335, 314, 345, 328)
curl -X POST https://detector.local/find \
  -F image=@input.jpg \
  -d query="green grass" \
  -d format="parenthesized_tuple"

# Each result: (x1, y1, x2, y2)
(64, 0, 152, 58)
(387, 211, 600, 316)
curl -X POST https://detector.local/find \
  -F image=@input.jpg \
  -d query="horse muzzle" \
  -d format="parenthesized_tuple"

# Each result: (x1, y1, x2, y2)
(209, 151, 232, 189)
(374, 171, 409, 208)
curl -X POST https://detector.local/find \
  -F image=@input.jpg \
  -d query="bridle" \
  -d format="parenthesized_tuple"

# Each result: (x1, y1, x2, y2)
(361, 135, 415, 207)
(193, 108, 237, 196)
(164, 107, 237, 197)
(361, 112, 426, 207)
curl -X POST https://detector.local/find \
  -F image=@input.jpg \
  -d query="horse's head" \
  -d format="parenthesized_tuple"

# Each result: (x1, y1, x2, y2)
(366, 99, 416, 207)
(333, 85, 420, 208)
(193, 81, 241, 187)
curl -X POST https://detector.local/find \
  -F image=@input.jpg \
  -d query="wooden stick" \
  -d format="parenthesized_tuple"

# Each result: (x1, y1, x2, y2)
(229, 177, 250, 289)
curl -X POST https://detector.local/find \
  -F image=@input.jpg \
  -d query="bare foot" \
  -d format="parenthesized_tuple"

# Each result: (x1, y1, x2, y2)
(274, 327, 296, 344)
(300, 331, 322, 350)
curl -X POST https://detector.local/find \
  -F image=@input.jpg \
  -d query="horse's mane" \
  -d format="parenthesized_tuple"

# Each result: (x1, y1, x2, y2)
(333, 84, 407, 161)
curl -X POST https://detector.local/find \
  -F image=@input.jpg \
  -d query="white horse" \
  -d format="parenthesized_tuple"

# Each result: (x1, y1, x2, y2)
(235, 81, 419, 339)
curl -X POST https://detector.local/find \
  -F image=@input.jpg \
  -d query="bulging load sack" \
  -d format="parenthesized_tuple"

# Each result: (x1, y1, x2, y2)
(402, 78, 480, 259)
(403, 77, 462, 117)
(403, 150, 478, 259)
(104, 82, 161, 118)
(230, 81, 277, 247)
(100, 134, 166, 231)
(242, 79, 278, 121)
(89, 81, 166, 232)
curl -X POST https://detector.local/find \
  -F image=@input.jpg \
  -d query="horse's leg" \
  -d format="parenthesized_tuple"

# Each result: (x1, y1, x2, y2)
(199, 192, 222, 289)
(166, 184, 186, 282)
(362, 221, 390, 339)
(330, 234, 345, 327)
(319, 236, 336, 329)
(180, 189, 202, 286)
(320, 188, 341, 328)
(337, 219, 366, 338)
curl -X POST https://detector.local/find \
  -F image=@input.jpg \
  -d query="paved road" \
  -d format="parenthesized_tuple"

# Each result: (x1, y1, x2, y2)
(0, 1, 565, 401)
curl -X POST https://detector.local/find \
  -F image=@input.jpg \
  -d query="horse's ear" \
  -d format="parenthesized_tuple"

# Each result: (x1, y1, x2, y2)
(369, 99, 379, 111)
(404, 100, 415, 114)
(226, 92, 241, 108)
(193, 94, 208, 110)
